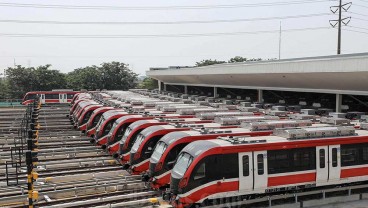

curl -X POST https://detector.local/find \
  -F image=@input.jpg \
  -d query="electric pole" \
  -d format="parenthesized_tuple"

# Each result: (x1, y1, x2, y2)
(329, 1, 352, 54)
(278, 21, 282, 60)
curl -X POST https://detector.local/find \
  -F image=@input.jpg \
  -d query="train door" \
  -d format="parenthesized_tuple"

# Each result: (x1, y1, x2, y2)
(40, 94, 45, 104)
(328, 145, 341, 182)
(316, 146, 328, 185)
(253, 151, 268, 191)
(239, 152, 253, 192)
(59, 94, 67, 103)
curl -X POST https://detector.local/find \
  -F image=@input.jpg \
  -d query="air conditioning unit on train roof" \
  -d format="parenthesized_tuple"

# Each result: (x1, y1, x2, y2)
(241, 120, 312, 131)
(274, 126, 356, 140)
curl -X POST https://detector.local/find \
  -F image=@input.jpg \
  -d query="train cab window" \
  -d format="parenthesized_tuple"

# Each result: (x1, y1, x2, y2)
(194, 163, 206, 180)
(242, 155, 249, 176)
(332, 148, 338, 167)
(319, 149, 325, 168)
(257, 154, 264, 175)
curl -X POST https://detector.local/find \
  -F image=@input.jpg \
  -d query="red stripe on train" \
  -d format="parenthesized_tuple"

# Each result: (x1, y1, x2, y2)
(268, 172, 316, 187)
(178, 181, 239, 206)
(341, 166, 368, 178)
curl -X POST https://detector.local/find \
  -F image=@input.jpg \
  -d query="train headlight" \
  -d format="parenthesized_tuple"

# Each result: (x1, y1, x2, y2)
(155, 162, 163, 172)
(179, 177, 188, 188)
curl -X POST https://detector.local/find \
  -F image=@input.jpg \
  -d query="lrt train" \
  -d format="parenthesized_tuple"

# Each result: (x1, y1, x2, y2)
(127, 123, 241, 175)
(22, 91, 78, 105)
(83, 107, 114, 134)
(144, 120, 313, 189)
(104, 115, 206, 155)
(166, 126, 368, 208)
(75, 104, 103, 130)
(111, 118, 214, 158)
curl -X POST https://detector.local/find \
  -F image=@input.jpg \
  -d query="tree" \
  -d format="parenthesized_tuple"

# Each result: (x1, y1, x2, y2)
(66, 62, 138, 91)
(228, 56, 262, 63)
(33, 65, 67, 91)
(139, 77, 158, 90)
(66, 66, 102, 90)
(99, 62, 138, 90)
(0, 78, 9, 99)
(5, 65, 36, 98)
(195, 59, 226, 67)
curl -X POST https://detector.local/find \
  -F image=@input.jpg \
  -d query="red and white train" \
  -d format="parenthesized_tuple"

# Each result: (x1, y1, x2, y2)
(167, 126, 367, 208)
(22, 90, 78, 105)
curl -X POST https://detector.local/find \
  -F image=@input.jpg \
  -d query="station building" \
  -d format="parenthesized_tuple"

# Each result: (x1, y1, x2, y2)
(146, 53, 368, 113)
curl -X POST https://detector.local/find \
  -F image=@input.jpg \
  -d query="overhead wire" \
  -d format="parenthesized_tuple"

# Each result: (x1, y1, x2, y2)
(0, 0, 330, 10)
(0, 13, 331, 25)
(0, 27, 331, 38)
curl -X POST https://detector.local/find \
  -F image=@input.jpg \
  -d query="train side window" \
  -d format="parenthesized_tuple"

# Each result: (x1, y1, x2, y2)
(268, 150, 290, 174)
(362, 146, 368, 162)
(332, 148, 338, 167)
(293, 147, 316, 171)
(194, 162, 206, 180)
(242, 155, 249, 176)
(341, 146, 359, 166)
(257, 154, 264, 175)
(67, 94, 74, 99)
(319, 149, 325, 168)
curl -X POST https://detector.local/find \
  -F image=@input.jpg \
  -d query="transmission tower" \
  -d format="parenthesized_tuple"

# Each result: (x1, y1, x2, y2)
(329, 0, 352, 54)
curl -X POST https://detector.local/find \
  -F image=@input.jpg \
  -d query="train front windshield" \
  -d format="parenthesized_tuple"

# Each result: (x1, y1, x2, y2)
(151, 141, 168, 162)
(172, 152, 193, 177)
(107, 121, 119, 137)
(95, 117, 105, 132)
(131, 133, 146, 153)
(121, 127, 133, 143)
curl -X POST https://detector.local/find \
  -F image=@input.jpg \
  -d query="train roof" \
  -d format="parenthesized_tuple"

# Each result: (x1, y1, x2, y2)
(102, 110, 128, 119)
(181, 127, 368, 159)
(140, 125, 179, 137)
(84, 104, 103, 111)
(114, 115, 145, 123)
(92, 106, 114, 113)
(25, 91, 78, 95)
(128, 119, 162, 130)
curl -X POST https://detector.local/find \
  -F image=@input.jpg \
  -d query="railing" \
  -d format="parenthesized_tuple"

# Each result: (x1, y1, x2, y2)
(0, 99, 23, 107)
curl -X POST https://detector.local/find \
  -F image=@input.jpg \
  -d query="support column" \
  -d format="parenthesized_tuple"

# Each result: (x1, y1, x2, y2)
(258, 89, 263, 103)
(163, 84, 167, 91)
(213, 87, 218, 98)
(336, 94, 342, 112)
(158, 80, 162, 91)
(184, 85, 188, 94)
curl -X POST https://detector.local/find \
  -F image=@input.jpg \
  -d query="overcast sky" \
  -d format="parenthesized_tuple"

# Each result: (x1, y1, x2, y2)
(0, 0, 367, 76)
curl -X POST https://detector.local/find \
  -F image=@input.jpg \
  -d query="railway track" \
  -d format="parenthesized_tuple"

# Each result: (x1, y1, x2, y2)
(0, 104, 161, 208)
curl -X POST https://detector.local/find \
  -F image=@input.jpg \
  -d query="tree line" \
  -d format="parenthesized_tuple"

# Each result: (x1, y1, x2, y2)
(0, 62, 138, 99)
(0, 56, 267, 99)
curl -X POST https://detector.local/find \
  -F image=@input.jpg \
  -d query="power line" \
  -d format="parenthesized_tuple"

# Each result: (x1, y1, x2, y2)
(0, 0, 330, 10)
(348, 11, 368, 17)
(348, 25, 368, 31)
(352, 17, 368, 22)
(0, 13, 331, 25)
(344, 28, 368, 35)
(355, 3, 368, 9)
(0, 27, 331, 39)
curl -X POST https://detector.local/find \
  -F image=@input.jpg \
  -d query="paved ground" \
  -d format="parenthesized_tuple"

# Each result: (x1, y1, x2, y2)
(314, 199, 368, 208)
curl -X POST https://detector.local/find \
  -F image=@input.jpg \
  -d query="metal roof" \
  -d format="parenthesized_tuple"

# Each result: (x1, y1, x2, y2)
(147, 53, 368, 95)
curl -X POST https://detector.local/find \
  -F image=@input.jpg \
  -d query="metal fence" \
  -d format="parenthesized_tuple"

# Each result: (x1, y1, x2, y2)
(0, 99, 23, 107)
